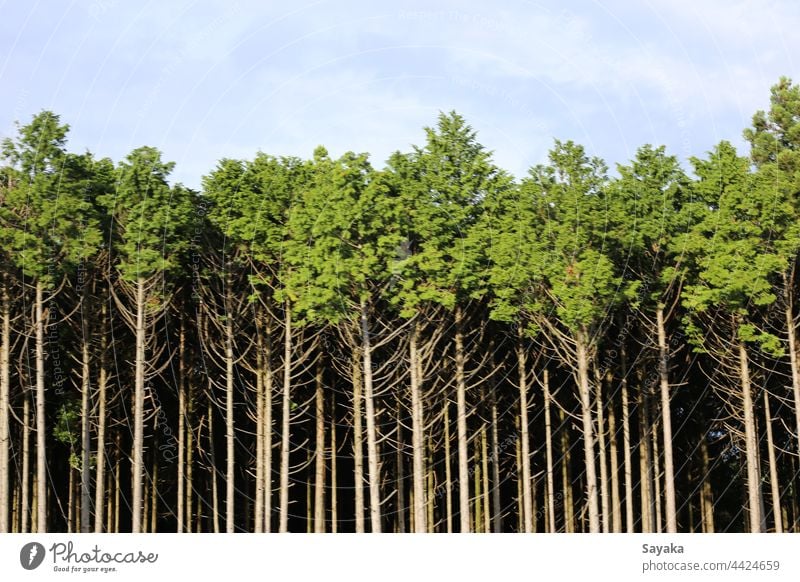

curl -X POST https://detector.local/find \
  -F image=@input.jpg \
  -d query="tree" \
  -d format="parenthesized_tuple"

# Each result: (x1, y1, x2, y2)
(610, 145, 692, 532)
(681, 141, 790, 533)
(0, 112, 101, 532)
(283, 147, 405, 532)
(101, 146, 194, 533)
(395, 112, 511, 532)
(495, 140, 628, 533)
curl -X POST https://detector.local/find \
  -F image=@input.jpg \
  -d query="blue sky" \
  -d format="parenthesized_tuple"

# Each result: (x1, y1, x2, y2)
(1, 0, 797, 188)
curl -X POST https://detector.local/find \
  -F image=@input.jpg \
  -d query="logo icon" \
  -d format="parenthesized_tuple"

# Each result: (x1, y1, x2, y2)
(20, 542, 46, 570)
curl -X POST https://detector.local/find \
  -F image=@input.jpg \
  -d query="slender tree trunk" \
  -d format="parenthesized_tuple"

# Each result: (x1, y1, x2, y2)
(11, 474, 18, 532)
(35, 281, 47, 533)
(783, 272, 800, 459)
(224, 281, 235, 533)
(699, 434, 714, 533)
(352, 349, 365, 533)
(114, 432, 120, 533)
(738, 341, 763, 533)
(515, 330, 533, 533)
(481, 423, 490, 533)
(560, 406, 573, 533)
(454, 306, 470, 533)
(68, 465, 75, 533)
(656, 306, 677, 533)
(543, 369, 556, 533)
(254, 319, 264, 534)
(608, 380, 621, 533)
(360, 302, 381, 533)
(80, 326, 91, 532)
(426, 437, 435, 532)
(621, 344, 634, 533)
(639, 383, 654, 533)
(0, 279, 9, 533)
(209, 399, 220, 533)
(263, 318, 272, 532)
(22, 387, 30, 533)
(279, 303, 292, 533)
(763, 390, 783, 533)
(653, 418, 662, 533)
(410, 320, 426, 532)
(31, 474, 37, 533)
(330, 398, 337, 533)
(314, 358, 325, 533)
(576, 330, 600, 533)
(94, 301, 108, 533)
(150, 446, 158, 532)
(177, 315, 186, 533)
(186, 377, 195, 533)
(490, 383, 502, 533)
(396, 402, 406, 533)
(595, 370, 610, 533)
(132, 278, 146, 533)
(474, 439, 482, 532)
(444, 399, 453, 533)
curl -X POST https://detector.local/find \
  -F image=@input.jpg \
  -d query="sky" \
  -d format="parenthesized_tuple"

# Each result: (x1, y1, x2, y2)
(1, 0, 798, 188)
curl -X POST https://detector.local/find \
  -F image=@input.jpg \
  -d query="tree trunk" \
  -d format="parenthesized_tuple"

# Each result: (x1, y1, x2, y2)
(576, 330, 600, 533)
(360, 302, 381, 533)
(80, 318, 91, 533)
(738, 341, 763, 533)
(699, 434, 714, 532)
(515, 330, 533, 533)
(186, 376, 195, 533)
(94, 301, 108, 533)
(454, 305, 470, 533)
(763, 390, 783, 533)
(621, 344, 634, 533)
(209, 399, 220, 533)
(639, 383, 654, 533)
(595, 370, 609, 533)
(559, 406, 574, 533)
(396, 402, 406, 533)
(132, 278, 146, 533)
(177, 315, 186, 533)
(444, 399, 453, 533)
(481, 423, 490, 533)
(490, 382, 502, 533)
(150, 445, 158, 532)
(279, 303, 292, 533)
(224, 281, 235, 533)
(314, 358, 325, 533)
(656, 306, 677, 532)
(254, 317, 264, 534)
(35, 281, 47, 533)
(68, 465, 75, 532)
(263, 318, 273, 532)
(784, 272, 800, 459)
(352, 349, 364, 533)
(0, 279, 9, 533)
(114, 432, 121, 533)
(653, 418, 662, 532)
(608, 376, 621, 533)
(22, 387, 30, 533)
(543, 369, 556, 533)
(330, 398, 337, 533)
(410, 320, 426, 532)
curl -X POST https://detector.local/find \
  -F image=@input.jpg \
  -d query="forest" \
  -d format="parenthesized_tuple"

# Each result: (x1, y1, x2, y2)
(0, 78, 799, 534)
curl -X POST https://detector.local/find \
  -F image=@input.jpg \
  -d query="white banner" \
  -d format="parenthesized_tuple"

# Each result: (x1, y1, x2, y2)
(1, 534, 798, 581)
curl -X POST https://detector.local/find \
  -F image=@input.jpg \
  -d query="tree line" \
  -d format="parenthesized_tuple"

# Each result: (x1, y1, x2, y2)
(1, 78, 800, 534)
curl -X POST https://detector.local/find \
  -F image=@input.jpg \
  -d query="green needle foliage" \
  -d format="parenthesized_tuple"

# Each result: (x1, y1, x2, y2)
(0, 111, 101, 285)
(102, 146, 195, 283)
